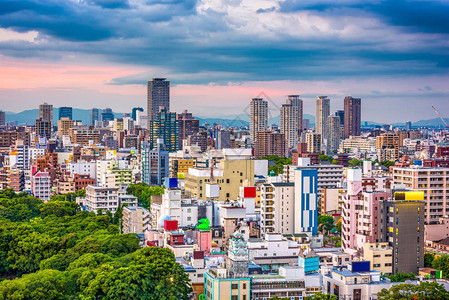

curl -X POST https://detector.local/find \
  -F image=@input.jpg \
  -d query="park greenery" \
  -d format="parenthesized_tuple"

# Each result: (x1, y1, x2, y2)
(126, 183, 165, 209)
(385, 272, 416, 282)
(432, 254, 449, 279)
(258, 155, 292, 175)
(0, 189, 192, 299)
(377, 281, 449, 300)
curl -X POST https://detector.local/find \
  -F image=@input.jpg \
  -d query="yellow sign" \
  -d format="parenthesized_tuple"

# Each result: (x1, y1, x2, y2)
(394, 191, 424, 201)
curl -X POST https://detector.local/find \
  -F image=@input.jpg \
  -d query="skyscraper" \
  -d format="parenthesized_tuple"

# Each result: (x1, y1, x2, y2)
(335, 110, 344, 126)
(131, 107, 144, 121)
(90, 108, 99, 126)
(249, 98, 268, 142)
(280, 103, 299, 148)
(0, 110, 5, 127)
(141, 140, 169, 186)
(58, 107, 72, 120)
(39, 102, 53, 127)
(177, 110, 199, 148)
(343, 96, 361, 138)
(149, 107, 179, 152)
(147, 78, 170, 123)
(315, 96, 330, 146)
(327, 116, 341, 154)
(286, 95, 303, 133)
(101, 108, 114, 123)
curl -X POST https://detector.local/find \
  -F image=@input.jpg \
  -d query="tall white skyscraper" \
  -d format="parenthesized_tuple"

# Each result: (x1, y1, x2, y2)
(280, 103, 299, 148)
(315, 96, 330, 148)
(249, 98, 268, 142)
(286, 95, 303, 133)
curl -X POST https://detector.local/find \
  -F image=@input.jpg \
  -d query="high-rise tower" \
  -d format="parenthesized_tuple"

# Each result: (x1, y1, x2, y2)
(249, 98, 268, 142)
(343, 96, 361, 138)
(286, 95, 303, 133)
(39, 102, 53, 127)
(315, 96, 330, 147)
(147, 78, 170, 124)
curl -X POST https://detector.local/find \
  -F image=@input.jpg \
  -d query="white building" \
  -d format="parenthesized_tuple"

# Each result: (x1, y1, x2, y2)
(260, 182, 295, 234)
(68, 161, 96, 179)
(81, 185, 119, 214)
(31, 171, 51, 201)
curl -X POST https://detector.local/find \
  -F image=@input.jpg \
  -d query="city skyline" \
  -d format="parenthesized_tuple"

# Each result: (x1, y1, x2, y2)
(0, 0, 448, 122)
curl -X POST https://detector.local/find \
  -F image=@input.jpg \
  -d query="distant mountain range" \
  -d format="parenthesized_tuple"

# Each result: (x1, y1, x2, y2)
(4, 108, 449, 128)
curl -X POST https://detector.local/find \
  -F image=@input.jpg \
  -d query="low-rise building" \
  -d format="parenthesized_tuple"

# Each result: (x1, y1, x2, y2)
(122, 206, 150, 234)
(362, 242, 393, 275)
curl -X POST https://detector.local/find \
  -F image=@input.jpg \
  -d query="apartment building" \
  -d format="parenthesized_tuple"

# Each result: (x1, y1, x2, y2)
(122, 206, 150, 234)
(31, 170, 51, 201)
(392, 166, 449, 223)
(82, 186, 119, 214)
(260, 182, 295, 234)
(362, 242, 393, 275)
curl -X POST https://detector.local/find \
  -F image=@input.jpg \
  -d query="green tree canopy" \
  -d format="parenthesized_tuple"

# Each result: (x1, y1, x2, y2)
(377, 281, 449, 300)
(127, 183, 164, 209)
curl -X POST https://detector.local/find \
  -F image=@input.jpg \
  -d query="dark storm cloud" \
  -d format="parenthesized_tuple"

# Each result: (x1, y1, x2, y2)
(0, 0, 447, 85)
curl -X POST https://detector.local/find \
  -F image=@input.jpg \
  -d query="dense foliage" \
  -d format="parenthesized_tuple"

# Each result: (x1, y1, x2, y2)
(377, 281, 449, 300)
(385, 272, 416, 282)
(305, 293, 337, 300)
(0, 189, 191, 299)
(318, 215, 335, 232)
(432, 254, 449, 279)
(259, 155, 292, 175)
(127, 183, 164, 209)
(424, 253, 435, 268)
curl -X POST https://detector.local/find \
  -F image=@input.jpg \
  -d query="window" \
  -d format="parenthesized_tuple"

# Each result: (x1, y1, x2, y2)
(226, 179, 230, 183)
(232, 283, 238, 289)
(231, 296, 238, 300)
(187, 217, 191, 221)
(243, 283, 247, 289)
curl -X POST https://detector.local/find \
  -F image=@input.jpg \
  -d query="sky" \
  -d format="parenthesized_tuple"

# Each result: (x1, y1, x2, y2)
(0, 0, 448, 123)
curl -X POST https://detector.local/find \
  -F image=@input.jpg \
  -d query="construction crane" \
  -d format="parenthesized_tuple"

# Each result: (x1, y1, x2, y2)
(432, 106, 449, 129)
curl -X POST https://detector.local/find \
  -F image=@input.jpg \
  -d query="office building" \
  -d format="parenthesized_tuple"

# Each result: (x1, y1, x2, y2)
(216, 130, 231, 149)
(379, 191, 425, 274)
(335, 110, 344, 126)
(392, 166, 449, 223)
(249, 98, 268, 142)
(254, 131, 287, 158)
(131, 107, 144, 121)
(0, 110, 5, 127)
(35, 119, 52, 139)
(101, 108, 114, 123)
(315, 96, 330, 146)
(90, 108, 99, 126)
(294, 168, 318, 235)
(147, 78, 170, 122)
(39, 102, 53, 125)
(57, 118, 74, 137)
(327, 115, 341, 154)
(141, 140, 169, 186)
(343, 96, 361, 138)
(363, 242, 393, 275)
(58, 106, 72, 120)
(280, 103, 299, 148)
(177, 110, 199, 147)
(286, 95, 303, 133)
(149, 107, 179, 152)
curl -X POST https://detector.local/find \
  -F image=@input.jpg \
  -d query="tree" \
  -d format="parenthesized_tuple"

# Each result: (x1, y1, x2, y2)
(424, 253, 435, 268)
(318, 215, 335, 232)
(259, 155, 292, 175)
(377, 281, 449, 300)
(380, 161, 395, 168)
(432, 254, 449, 279)
(319, 155, 333, 162)
(385, 272, 416, 282)
(127, 183, 164, 209)
(349, 159, 362, 167)
(304, 293, 338, 300)
(335, 218, 342, 233)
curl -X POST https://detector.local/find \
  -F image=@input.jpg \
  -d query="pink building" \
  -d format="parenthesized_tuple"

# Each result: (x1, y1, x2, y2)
(31, 166, 51, 202)
(342, 169, 389, 254)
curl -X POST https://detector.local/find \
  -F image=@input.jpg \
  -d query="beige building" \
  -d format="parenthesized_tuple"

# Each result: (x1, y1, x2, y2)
(260, 182, 295, 234)
(363, 242, 393, 275)
(122, 206, 150, 234)
(376, 133, 400, 160)
(305, 133, 321, 153)
(321, 188, 346, 215)
(340, 136, 376, 153)
(184, 159, 255, 201)
(57, 118, 74, 138)
(392, 166, 449, 223)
